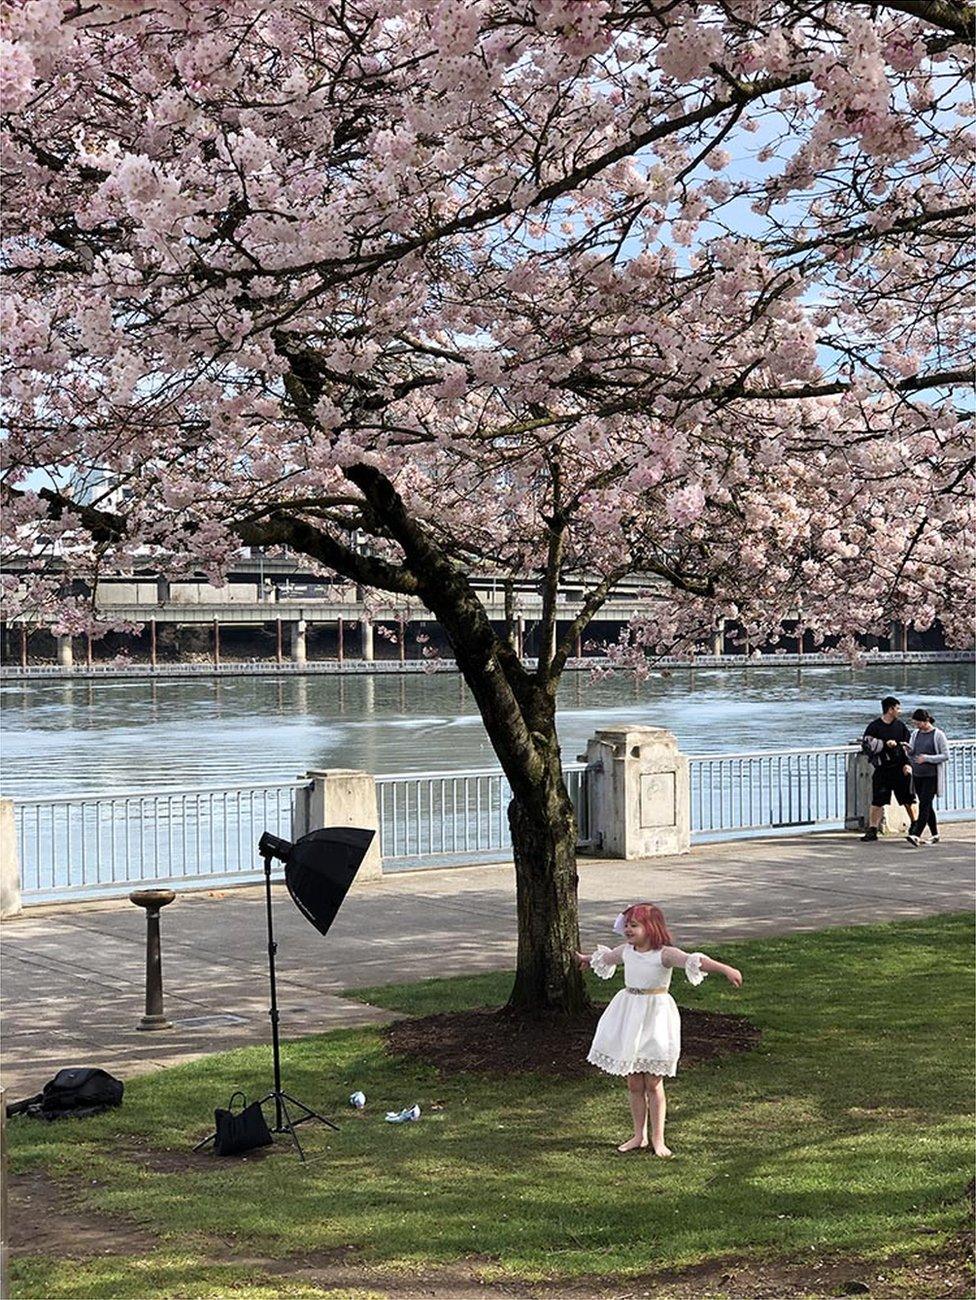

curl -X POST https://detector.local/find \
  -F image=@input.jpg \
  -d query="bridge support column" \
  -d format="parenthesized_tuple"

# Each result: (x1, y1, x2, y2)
(398, 615, 405, 663)
(360, 618, 374, 662)
(711, 620, 725, 656)
(212, 618, 220, 667)
(337, 617, 344, 664)
(275, 618, 283, 665)
(149, 618, 157, 669)
(290, 619, 307, 664)
(305, 770, 382, 881)
(516, 616, 525, 659)
(582, 726, 690, 859)
(56, 634, 73, 667)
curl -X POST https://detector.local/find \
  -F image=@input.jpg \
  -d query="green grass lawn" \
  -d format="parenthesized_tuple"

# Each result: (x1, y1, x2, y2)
(7, 914, 974, 1299)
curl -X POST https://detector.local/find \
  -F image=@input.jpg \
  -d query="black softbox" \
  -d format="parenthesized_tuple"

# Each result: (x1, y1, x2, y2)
(195, 824, 375, 1161)
(285, 826, 375, 936)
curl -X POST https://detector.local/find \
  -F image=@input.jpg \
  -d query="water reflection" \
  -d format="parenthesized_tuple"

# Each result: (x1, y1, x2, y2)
(0, 663, 972, 798)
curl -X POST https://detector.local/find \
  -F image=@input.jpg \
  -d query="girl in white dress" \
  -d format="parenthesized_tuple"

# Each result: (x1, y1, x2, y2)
(577, 902, 742, 1156)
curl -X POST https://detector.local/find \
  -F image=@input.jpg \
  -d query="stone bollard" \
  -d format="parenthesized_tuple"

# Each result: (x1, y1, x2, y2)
(306, 770, 382, 880)
(845, 752, 914, 834)
(130, 890, 176, 1030)
(582, 726, 690, 859)
(0, 800, 22, 920)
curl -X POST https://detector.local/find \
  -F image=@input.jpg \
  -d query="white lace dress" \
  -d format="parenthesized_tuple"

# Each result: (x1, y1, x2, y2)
(586, 944, 706, 1077)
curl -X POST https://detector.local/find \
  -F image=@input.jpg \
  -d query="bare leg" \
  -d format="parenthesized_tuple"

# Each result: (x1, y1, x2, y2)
(868, 805, 884, 829)
(646, 1075, 671, 1157)
(618, 1074, 649, 1152)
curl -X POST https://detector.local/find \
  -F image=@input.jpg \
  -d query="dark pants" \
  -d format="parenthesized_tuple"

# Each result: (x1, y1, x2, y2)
(909, 778, 938, 838)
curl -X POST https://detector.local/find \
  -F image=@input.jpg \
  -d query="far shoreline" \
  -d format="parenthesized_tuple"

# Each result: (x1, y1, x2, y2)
(1, 648, 973, 684)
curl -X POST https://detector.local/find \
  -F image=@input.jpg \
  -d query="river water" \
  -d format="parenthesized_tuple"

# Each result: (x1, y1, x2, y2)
(1, 663, 972, 799)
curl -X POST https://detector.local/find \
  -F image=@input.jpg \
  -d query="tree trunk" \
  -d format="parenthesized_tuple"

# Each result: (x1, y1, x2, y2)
(505, 731, 590, 1015)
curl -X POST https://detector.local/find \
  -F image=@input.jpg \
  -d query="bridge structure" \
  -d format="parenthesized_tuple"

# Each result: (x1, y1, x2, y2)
(1, 553, 921, 668)
(2, 560, 705, 668)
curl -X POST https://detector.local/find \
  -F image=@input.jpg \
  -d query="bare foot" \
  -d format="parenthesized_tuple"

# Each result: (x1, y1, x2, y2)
(651, 1143, 673, 1158)
(616, 1136, 648, 1153)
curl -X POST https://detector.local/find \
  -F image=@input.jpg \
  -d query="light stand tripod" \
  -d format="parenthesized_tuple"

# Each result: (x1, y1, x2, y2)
(195, 847, 338, 1163)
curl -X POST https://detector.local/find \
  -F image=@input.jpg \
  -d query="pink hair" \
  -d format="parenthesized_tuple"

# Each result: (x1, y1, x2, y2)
(623, 903, 672, 949)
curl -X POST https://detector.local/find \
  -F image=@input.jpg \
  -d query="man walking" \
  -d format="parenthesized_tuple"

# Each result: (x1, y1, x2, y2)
(860, 696, 913, 842)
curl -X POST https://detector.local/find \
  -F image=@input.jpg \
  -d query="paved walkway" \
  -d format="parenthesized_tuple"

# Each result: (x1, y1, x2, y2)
(1, 824, 972, 1095)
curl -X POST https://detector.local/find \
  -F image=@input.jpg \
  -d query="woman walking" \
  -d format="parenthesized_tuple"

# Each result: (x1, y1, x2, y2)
(906, 709, 950, 846)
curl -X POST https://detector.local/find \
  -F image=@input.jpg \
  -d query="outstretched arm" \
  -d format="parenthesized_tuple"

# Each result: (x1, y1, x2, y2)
(576, 943, 626, 975)
(662, 946, 742, 987)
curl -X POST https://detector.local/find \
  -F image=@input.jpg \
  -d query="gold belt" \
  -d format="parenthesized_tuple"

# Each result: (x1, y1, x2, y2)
(626, 986, 669, 995)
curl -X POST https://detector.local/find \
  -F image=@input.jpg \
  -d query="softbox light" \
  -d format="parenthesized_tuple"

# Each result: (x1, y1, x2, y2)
(285, 827, 375, 937)
(195, 824, 375, 1162)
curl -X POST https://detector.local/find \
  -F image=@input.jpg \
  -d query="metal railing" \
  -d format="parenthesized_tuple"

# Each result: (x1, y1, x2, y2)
(689, 746, 856, 837)
(942, 741, 976, 816)
(8, 742, 973, 900)
(375, 763, 589, 871)
(689, 740, 975, 839)
(14, 781, 311, 902)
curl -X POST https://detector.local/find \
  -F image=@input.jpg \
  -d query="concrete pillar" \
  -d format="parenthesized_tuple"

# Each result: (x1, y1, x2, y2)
(711, 620, 725, 656)
(56, 634, 73, 667)
(398, 616, 405, 663)
(337, 617, 344, 664)
(516, 616, 525, 659)
(149, 618, 157, 668)
(1, 800, 22, 919)
(290, 619, 307, 664)
(305, 770, 382, 881)
(275, 618, 283, 665)
(574, 629, 582, 659)
(582, 726, 690, 859)
(19, 626, 27, 669)
(85, 632, 93, 668)
(212, 618, 220, 667)
(360, 618, 374, 662)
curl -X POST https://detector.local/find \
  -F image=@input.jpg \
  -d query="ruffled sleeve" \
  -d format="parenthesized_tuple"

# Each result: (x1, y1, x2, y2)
(590, 944, 619, 980)
(684, 952, 708, 986)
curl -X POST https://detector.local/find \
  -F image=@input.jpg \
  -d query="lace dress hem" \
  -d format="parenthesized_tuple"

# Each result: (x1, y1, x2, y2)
(586, 1048, 678, 1077)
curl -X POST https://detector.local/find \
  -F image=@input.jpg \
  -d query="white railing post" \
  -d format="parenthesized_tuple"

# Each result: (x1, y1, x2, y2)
(0, 800, 21, 919)
(583, 727, 690, 859)
(306, 769, 382, 881)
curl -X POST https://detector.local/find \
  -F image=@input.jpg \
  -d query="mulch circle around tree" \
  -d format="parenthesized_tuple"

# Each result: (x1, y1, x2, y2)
(385, 1003, 761, 1077)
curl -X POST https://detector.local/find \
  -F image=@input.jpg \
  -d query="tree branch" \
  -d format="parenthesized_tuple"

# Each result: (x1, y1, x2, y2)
(869, 1, 975, 39)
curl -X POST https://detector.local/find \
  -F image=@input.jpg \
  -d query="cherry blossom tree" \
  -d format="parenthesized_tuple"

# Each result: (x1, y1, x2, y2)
(3, 1, 973, 1012)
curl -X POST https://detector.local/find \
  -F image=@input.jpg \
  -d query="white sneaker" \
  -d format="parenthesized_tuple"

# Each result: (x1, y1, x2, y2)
(906, 835, 921, 846)
(930, 834, 941, 844)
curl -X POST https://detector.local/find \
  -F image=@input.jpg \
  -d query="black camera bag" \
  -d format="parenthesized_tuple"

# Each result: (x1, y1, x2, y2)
(6, 1067, 124, 1120)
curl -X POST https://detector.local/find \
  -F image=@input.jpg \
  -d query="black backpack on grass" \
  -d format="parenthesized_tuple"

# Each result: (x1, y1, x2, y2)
(6, 1068, 124, 1121)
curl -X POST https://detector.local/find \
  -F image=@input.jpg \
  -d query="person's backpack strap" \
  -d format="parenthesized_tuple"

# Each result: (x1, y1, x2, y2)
(5, 1093, 43, 1117)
